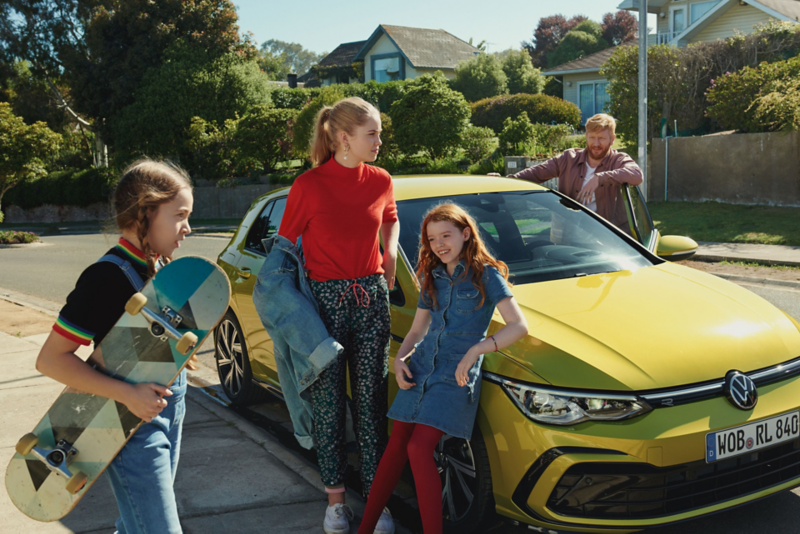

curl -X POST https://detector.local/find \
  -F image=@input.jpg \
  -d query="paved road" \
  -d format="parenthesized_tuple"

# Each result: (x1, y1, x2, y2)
(0, 233, 230, 303)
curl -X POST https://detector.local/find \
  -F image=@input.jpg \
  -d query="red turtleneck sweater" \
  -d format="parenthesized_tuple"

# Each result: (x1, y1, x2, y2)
(279, 158, 397, 282)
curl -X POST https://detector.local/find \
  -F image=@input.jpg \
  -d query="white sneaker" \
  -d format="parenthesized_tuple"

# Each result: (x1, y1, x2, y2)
(324, 503, 354, 534)
(374, 507, 395, 534)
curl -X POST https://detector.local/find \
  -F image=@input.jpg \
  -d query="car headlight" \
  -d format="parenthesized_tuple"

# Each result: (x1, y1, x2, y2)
(485, 372, 652, 425)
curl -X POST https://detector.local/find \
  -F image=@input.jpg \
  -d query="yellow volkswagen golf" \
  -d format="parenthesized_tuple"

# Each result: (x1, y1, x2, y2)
(214, 175, 800, 533)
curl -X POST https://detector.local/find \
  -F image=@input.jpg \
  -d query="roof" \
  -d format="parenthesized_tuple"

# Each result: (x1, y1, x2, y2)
(354, 24, 480, 69)
(747, 0, 800, 21)
(541, 46, 619, 76)
(318, 40, 368, 67)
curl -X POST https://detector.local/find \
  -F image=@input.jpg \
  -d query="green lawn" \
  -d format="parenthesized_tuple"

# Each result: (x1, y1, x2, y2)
(647, 201, 800, 246)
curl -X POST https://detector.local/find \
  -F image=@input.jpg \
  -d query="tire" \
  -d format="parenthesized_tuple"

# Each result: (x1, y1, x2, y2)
(214, 310, 268, 406)
(439, 429, 498, 534)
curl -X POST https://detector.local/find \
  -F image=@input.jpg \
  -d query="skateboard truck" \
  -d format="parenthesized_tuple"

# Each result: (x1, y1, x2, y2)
(15, 433, 89, 494)
(31, 439, 78, 480)
(125, 294, 198, 354)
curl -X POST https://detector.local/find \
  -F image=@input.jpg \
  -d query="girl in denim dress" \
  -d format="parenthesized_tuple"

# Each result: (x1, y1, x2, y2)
(359, 203, 529, 534)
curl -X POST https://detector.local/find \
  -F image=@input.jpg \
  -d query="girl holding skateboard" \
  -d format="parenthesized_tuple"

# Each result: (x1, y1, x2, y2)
(359, 203, 528, 534)
(36, 159, 193, 533)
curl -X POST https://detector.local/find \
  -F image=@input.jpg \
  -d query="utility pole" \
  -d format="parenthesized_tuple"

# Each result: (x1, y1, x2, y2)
(638, 0, 648, 197)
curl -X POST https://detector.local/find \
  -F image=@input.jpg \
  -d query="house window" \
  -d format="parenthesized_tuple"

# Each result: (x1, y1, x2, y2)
(374, 56, 401, 82)
(578, 82, 610, 124)
(691, 0, 720, 23)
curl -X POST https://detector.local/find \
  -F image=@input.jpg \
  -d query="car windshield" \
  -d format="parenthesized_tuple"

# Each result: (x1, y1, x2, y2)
(396, 191, 655, 285)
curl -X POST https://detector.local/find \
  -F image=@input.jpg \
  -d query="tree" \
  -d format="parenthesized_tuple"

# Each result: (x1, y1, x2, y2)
(257, 49, 291, 81)
(522, 14, 588, 69)
(602, 10, 639, 46)
(0, 102, 61, 220)
(468, 37, 488, 52)
(109, 43, 271, 162)
(501, 50, 545, 95)
(0, 0, 255, 152)
(450, 53, 508, 103)
(548, 24, 610, 68)
(389, 74, 471, 159)
(261, 39, 324, 75)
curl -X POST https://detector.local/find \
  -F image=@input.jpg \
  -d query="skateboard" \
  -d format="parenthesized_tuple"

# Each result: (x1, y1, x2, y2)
(5, 256, 231, 522)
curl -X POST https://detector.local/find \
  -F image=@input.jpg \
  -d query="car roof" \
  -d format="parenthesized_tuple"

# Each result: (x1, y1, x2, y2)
(391, 174, 547, 201)
(251, 174, 549, 208)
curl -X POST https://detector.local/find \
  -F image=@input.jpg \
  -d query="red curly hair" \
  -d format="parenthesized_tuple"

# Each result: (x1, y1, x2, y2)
(416, 203, 510, 311)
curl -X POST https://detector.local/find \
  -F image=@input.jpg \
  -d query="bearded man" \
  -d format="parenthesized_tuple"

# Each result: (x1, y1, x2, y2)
(499, 113, 642, 231)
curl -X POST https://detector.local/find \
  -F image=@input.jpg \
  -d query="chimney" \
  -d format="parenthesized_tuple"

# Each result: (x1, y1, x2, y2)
(287, 73, 298, 88)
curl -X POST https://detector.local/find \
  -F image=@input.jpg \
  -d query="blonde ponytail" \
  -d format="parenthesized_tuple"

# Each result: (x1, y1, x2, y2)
(309, 97, 379, 167)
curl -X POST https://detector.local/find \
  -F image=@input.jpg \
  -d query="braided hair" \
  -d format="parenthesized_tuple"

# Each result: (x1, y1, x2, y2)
(113, 159, 192, 277)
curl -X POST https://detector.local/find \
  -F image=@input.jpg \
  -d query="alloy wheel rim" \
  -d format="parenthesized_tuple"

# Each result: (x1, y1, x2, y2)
(216, 319, 244, 396)
(436, 435, 478, 524)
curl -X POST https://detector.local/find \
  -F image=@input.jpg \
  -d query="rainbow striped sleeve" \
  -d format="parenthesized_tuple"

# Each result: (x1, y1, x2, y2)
(52, 316, 95, 346)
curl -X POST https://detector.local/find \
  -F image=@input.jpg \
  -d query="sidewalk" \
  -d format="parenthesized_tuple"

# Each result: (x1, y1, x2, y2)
(695, 242, 800, 268)
(0, 331, 402, 533)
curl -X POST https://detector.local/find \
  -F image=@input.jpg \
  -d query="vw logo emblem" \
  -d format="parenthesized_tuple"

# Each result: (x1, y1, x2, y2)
(724, 370, 758, 410)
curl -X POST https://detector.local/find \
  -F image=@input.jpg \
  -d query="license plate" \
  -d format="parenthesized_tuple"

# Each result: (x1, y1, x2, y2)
(706, 411, 800, 463)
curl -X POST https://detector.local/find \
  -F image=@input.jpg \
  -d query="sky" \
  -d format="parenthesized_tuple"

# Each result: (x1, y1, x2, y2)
(233, 0, 657, 55)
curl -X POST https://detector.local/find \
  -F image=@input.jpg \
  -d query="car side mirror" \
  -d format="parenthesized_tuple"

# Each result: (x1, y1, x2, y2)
(657, 235, 698, 262)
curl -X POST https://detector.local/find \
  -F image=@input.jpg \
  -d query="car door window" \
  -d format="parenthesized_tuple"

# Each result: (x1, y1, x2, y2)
(623, 185, 656, 250)
(244, 196, 287, 254)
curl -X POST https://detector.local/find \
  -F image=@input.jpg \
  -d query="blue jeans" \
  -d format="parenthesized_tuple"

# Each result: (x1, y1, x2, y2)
(107, 370, 187, 534)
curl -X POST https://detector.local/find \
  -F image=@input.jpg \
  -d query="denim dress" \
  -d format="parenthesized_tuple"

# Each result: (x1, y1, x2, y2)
(387, 262, 513, 439)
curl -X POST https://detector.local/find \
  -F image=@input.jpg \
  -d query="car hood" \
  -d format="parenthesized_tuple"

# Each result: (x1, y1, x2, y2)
(490, 262, 800, 391)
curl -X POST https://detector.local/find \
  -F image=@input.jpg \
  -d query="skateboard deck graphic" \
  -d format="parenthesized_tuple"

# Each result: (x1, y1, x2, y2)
(5, 256, 231, 522)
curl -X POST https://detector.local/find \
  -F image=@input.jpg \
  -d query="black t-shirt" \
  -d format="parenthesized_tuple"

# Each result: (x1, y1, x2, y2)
(53, 244, 151, 347)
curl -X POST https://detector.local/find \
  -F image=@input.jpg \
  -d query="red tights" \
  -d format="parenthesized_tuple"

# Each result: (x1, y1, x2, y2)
(358, 421, 444, 534)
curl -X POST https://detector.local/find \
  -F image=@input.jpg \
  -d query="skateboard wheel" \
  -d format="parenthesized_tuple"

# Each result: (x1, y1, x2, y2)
(65, 471, 88, 494)
(176, 332, 198, 355)
(15, 433, 38, 456)
(125, 293, 147, 315)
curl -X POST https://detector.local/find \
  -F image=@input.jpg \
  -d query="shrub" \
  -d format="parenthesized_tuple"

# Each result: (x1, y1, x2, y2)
(467, 155, 505, 175)
(450, 53, 508, 102)
(5, 167, 117, 210)
(751, 78, 800, 131)
(271, 86, 323, 110)
(389, 74, 471, 160)
(706, 56, 800, 132)
(461, 125, 496, 163)
(0, 230, 39, 244)
(341, 80, 410, 113)
(185, 116, 238, 182)
(271, 81, 410, 113)
(471, 93, 581, 133)
(498, 112, 536, 156)
(531, 123, 573, 150)
(292, 86, 346, 161)
(502, 50, 545, 95)
(376, 112, 402, 162)
(235, 105, 300, 172)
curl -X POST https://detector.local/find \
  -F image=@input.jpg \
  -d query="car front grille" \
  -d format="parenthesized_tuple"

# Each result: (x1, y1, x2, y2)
(547, 439, 800, 519)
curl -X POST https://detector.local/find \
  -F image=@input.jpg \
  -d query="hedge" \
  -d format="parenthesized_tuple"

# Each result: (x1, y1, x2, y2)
(271, 80, 409, 113)
(5, 167, 117, 210)
(471, 93, 581, 133)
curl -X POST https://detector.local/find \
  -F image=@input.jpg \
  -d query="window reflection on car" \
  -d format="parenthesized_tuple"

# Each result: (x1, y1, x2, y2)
(396, 191, 654, 285)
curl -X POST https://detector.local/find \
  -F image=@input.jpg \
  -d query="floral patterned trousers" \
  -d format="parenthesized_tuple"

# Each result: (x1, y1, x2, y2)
(308, 273, 391, 496)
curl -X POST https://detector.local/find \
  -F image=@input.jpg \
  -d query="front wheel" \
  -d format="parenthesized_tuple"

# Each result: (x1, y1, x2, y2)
(439, 430, 497, 534)
(214, 310, 268, 406)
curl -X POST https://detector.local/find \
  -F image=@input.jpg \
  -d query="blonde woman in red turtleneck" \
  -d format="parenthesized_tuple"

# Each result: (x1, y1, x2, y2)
(279, 97, 399, 534)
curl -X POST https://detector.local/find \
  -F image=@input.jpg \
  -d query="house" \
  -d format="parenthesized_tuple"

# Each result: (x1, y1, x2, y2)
(544, 0, 800, 123)
(314, 40, 367, 86)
